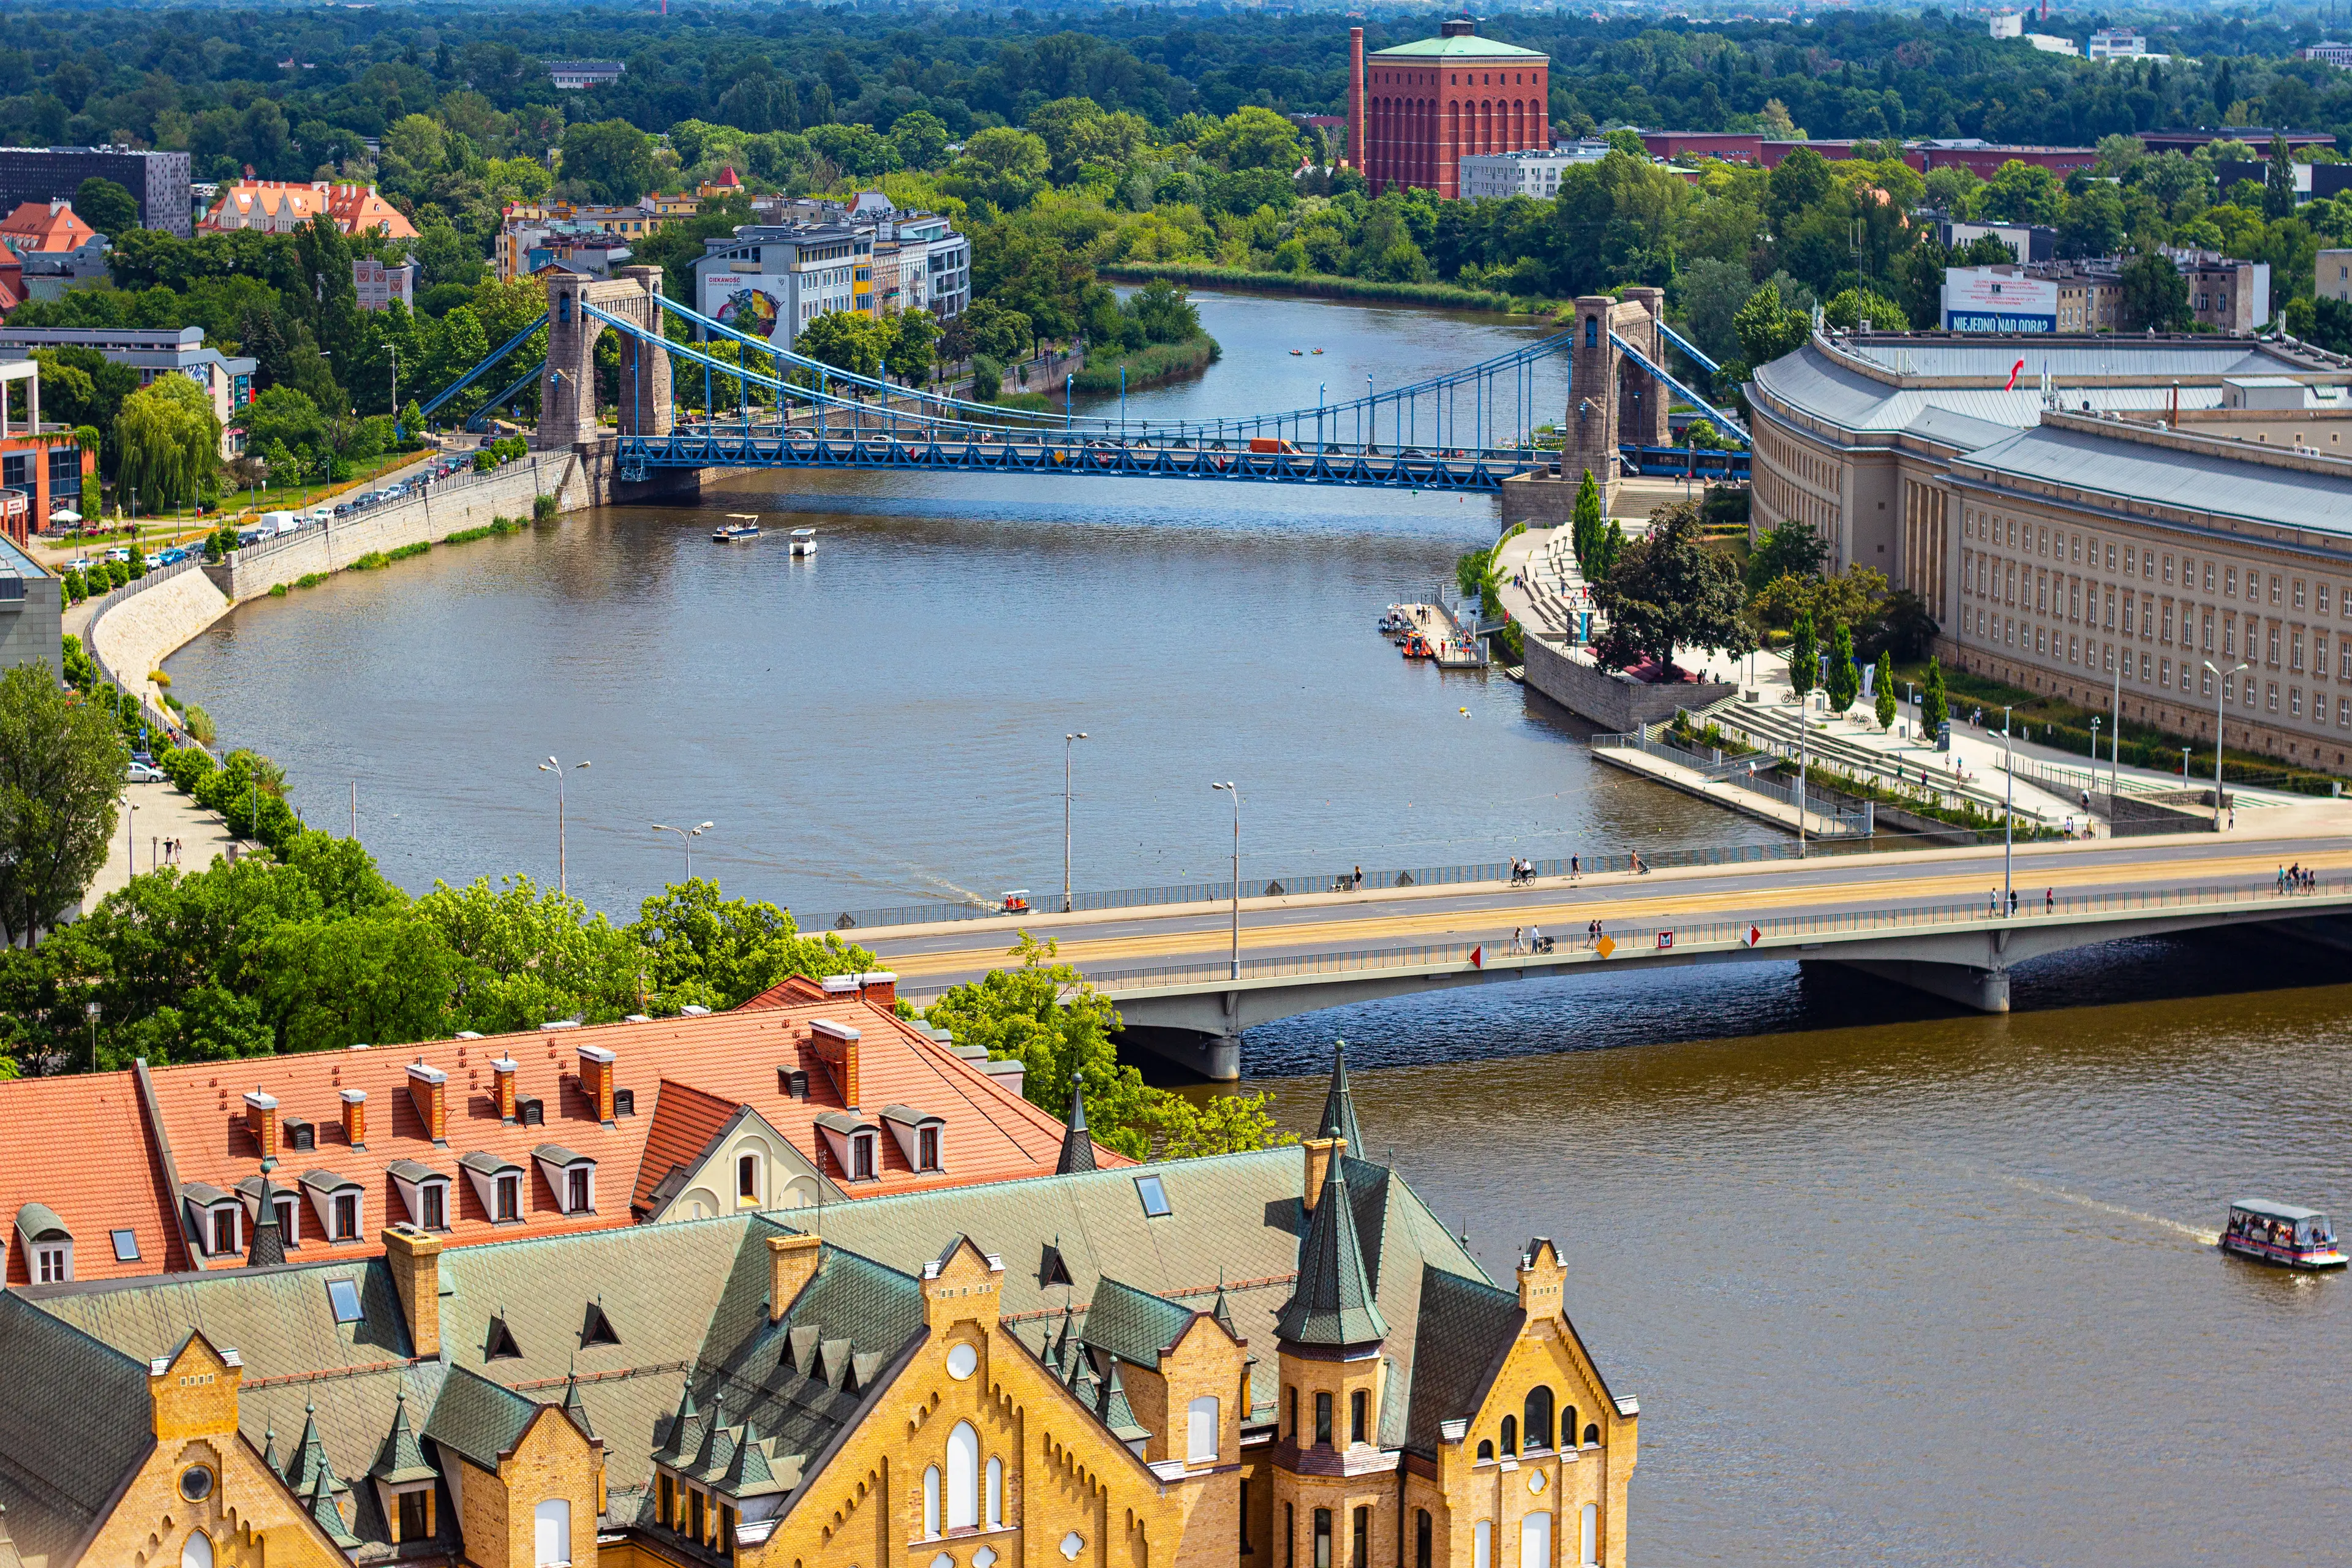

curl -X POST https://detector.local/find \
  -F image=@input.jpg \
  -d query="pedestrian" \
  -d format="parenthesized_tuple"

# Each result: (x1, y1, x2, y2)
(2045, 887, 2054, 913)
(1529, 924, 1542, 953)
(1570, 853, 1580, 878)
(2009, 888, 2018, 915)
(1989, 887, 1999, 916)
(1353, 864, 1363, 891)
(1513, 925, 1524, 954)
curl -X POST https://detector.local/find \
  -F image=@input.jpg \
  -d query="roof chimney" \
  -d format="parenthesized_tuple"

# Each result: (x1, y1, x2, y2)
(405, 1061, 447, 1145)
(859, 971, 897, 1008)
(491, 1057, 519, 1123)
(243, 1090, 280, 1159)
(1302, 1136, 1345, 1213)
(341, 1088, 367, 1148)
(809, 1019, 861, 1110)
(382, 1226, 443, 1359)
(767, 1233, 822, 1321)
(578, 1043, 616, 1125)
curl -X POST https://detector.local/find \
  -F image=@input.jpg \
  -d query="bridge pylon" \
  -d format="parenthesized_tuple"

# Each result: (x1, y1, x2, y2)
(538, 266, 674, 450)
(1564, 291, 1668, 515)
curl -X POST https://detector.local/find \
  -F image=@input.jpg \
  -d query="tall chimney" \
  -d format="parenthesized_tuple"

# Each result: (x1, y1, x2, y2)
(406, 1061, 448, 1145)
(1302, 1136, 1344, 1212)
(492, 1057, 519, 1123)
(859, 971, 898, 1009)
(1348, 26, 1368, 176)
(341, 1088, 368, 1149)
(767, 1233, 823, 1321)
(243, 1091, 279, 1159)
(578, 1044, 616, 1125)
(810, 1019, 861, 1110)
(383, 1226, 443, 1359)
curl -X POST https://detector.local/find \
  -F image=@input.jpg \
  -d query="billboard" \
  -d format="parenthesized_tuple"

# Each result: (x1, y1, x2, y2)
(1942, 268, 2058, 333)
(700, 274, 785, 343)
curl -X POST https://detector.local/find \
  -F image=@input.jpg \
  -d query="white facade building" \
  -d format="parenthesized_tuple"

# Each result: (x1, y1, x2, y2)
(2087, 28, 2150, 60)
(2322, 248, 2352, 304)
(548, 60, 625, 90)
(1457, 146, 1600, 200)
(1989, 12, 2024, 39)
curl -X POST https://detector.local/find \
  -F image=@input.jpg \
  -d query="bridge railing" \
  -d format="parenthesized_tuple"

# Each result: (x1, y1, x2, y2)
(1591, 728, 1874, 835)
(1075, 873, 2348, 994)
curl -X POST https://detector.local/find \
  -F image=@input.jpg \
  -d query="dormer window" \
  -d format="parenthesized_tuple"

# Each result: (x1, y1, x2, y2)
(533, 1147, 597, 1214)
(209, 1204, 239, 1255)
(389, 1161, 451, 1232)
(497, 1174, 521, 1220)
(881, 1105, 945, 1174)
(459, 1152, 527, 1224)
(853, 1134, 876, 1181)
(298, 1171, 364, 1244)
(814, 1111, 882, 1182)
(236, 1177, 303, 1248)
(36, 1244, 69, 1282)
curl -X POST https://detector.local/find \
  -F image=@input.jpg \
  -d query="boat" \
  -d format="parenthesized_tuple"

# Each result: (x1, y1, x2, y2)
(712, 514, 761, 543)
(2220, 1199, 2346, 1270)
(1401, 633, 1435, 660)
(1311, 348, 1324, 355)
(1288, 349, 1303, 356)
(790, 527, 817, 557)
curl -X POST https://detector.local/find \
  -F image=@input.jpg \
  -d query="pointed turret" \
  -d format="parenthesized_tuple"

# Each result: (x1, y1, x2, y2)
(1057, 1079, 1097, 1175)
(689, 1387, 735, 1482)
(371, 1387, 437, 1486)
(1274, 1142, 1388, 1348)
(1316, 1039, 1365, 1154)
(287, 1396, 347, 1500)
(247, 1167, 285, 1268)
(260, 1420, 282, 1481)
(306, 1450, 361, 1548)
(719, 1414, 778, 1496)
(560, 1370, 595, 1441)
(1210, 1269, 1238, 1339)
(653, 1377, 699, 1465)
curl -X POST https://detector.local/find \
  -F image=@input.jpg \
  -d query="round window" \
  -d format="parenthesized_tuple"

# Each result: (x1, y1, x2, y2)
(178, 1465, 215, 1502)
(945, 1343, 978, 1380)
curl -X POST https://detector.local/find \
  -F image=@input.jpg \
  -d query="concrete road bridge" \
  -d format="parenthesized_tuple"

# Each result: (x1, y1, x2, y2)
(853, 826, 2352, 1079)
(416, 269, 1750, 500)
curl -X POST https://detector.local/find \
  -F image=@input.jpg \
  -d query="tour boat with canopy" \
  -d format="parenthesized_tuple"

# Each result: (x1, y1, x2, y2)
(712, 514, 761, 543)
(2219, 1199, 2345, 1270)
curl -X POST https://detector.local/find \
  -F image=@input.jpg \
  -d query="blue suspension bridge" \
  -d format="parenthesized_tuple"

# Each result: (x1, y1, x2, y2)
(417, 271, 1750, 493)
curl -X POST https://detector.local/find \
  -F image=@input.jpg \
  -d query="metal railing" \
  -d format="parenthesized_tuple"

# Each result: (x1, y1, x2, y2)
(236, 456, 552, 565)
(80, 554, 206, 744)
(1077, 873, 2351, 995)
(1591, 726, 1874, 835)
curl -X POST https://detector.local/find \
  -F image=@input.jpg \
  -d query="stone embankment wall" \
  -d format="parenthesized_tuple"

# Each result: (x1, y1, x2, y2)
(88, 565, 233, 717)
(1523, 631, 1736, 731)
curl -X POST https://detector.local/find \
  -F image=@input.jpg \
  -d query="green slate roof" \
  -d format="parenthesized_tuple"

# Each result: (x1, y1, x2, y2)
(371, 1386, 439, 1485)
(1275, 1152, 1389, 1348)
(1317, 1041, 1365, 1155)
(1370, 34, 1547, 60)
(426, 1366, 540, 1471)
(1082, 1276, 1201, 1369)
(0, 1293, 151, 1567)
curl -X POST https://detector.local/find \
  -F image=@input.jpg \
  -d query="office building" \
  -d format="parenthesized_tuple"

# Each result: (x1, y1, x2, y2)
(352, 257, 418, 312)
(0, 146, 191, 238)
(2086, 28, 2150, 59)
(0, 326, 254, 455)
(548, 59, 625, 89)
(1458, 146, 1604, 199)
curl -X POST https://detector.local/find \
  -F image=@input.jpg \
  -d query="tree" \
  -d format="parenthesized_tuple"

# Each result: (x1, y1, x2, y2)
(623, 879, 871, 1012)
(1678, 257, 1754, 363)
(796, 309, 893, 380)
(2119, 250, 2190, 332)
(1745, 518, 1825, 594)
(1822, 287, 1908, 331)
(243, 385, 328, 454)
(1570, 469, 1604, 575)
(1979, 160, 2064, 225)
(559, 119, 657, 204)
(0, 665, 126, 945)
(1921, 655, 1950, 738)
(948, 128, 1050, 212)
(2264, 136, 2297, 223)
(1194, 106, 1303, 173)
(888, 110, 951, 170)
(1589, 500, 1756, 674)
(886, 309, 940, 384)
(1789, 610, 1818, 698)
(115, 375, 218, 511)
(1873, 653, 1898, 731)
(1825, 621, 1860, 713)
(73, 176, 140, 236)
(1733, 279, 1810, 369)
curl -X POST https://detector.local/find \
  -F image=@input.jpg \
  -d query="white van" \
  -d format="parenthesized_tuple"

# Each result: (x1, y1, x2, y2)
(262, 510, 301, 534)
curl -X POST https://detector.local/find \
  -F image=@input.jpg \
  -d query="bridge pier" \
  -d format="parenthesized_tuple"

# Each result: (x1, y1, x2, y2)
(1815, 957, 2012, 1014)
(1115, 1023, 1243, 1084)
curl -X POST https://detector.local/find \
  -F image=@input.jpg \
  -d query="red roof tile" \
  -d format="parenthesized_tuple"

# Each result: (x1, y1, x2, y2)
(630, 1078, 742, 1212)
(0, 1069, 187, 1283)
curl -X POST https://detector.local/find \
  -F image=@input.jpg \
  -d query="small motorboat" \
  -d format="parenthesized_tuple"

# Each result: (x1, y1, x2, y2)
(1311, 348, 1325, 355)
(1378, 608, 1413, 635)
(2220, 1199, 2346, 1269)
(1288, 349, 1303, 356)
(712, 514, 761, 543)
(1401, 633, 1435, 660)
(790, 527, 817, 557)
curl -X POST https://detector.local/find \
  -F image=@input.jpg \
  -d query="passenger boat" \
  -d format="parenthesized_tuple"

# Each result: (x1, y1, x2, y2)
(2219, 1199, 2346, 1270)
(790, 527, 818, 557)
(1401, 633, 1435, 660)
(1378, 606, 1414, 635)
(712, 514, 761, 543)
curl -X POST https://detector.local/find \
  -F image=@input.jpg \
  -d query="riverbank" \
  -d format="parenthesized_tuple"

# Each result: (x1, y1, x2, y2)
(1101, 261, 1558, 317)
(1069, 333, 1220, 394)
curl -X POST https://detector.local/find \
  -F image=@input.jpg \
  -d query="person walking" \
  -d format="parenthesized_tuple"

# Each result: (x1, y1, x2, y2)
(2045, 887, 2054, 914)
(1512, 925, 1524, 955)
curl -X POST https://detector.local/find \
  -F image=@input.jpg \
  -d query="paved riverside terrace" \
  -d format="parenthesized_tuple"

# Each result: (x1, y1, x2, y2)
(862, 812, 2352, 1077)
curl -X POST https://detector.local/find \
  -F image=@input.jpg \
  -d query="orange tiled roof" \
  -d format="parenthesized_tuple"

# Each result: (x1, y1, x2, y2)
(630, 1077, 742, 1211)
(203, 180, 420, 240)
(0, 200, 99, 252)
(0, 988, 1112, 1285)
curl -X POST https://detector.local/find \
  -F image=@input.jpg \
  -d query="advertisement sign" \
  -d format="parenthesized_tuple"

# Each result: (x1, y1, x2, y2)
(701, 275, 785, 342)
(1941, 268, 2058, 334)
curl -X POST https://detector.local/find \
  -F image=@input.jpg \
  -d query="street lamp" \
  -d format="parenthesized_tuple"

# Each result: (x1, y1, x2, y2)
(124, 800, 136, 878)
(1063, 732, 1088, 913)
(2204, 660, 2248, 828)
(1211, 782, 1240, 981)
(85, 999, 100, 1074)
(539, 756, 589, 897)
(652, 820, 713, 881)
(2000, 705, 2014, 914)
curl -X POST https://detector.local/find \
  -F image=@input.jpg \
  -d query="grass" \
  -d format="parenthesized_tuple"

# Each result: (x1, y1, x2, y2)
(350, 551, 391, 571)
(1069, 334, 1220, 394)
(1100, 260, 1559, 317)
(443, 518, 524, 545)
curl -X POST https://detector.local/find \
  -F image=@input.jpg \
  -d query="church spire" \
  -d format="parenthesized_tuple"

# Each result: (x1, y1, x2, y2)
(1274, 1141, 1388, 1348)
(1316, 1039, 1365, 1155)
(1056, 1078, 1096, 1175)
(247, 1165, 285, 1268)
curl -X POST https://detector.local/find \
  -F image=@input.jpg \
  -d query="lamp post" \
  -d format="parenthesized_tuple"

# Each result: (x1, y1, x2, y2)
(2204, 660, 2248, 828)
(2001, 705, 2013, 914)
(652, 820, 713, 881)
(1063, 732, 1088, 913)
(85, 999, 99, 1073)
(538, 756, 589, 897)
(1211, 782, 1240, 980)
(124, 801, 136, 879)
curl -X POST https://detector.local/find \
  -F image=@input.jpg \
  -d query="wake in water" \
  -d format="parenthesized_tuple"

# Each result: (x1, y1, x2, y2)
(1986, 1170, 2220, 1246)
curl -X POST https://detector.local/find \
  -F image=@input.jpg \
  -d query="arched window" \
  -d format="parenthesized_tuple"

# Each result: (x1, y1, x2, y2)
(922, 1466, 941, 1537)
(1187, 1395, 1220, 1463)
(1501, 1414, 1517, 1455)
(986, 1455, 1003, 1529)
(946, 1421, 979, 1529)
(1473, 1518, 1493, 1568)
(1519, 1509, 1551, 1568)
(533, 1499, 571, 1566)
(1523, 1387, 1554, 1452)
(1415, 1509, 1433, 1568)
(1579, 1503, 1597, 1567)
(1562, 1406, 1577, 1450)
(181, 1532, 214, 1568)
(737, 1153, 758, 1202)
(1582, 1423, 1600, 1447)
(1476, 1439, 1494, 1461)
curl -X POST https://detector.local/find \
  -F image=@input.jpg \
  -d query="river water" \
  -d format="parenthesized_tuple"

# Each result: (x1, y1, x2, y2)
(166, 290, 2352, 1561)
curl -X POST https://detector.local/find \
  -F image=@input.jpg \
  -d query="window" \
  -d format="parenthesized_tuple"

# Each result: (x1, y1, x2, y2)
(690, 1490, 705, 1542)
(1188, 1395, 1220, 1462)
(399, 1489, 429, 1542)
(110, 1229, 140, 1262)
(1286, 1504, 1296, 1568)
(987, 1455, 1003, 1529)
(922, 1466, 941, 1537)
(1477, 1439, 1494, 1461)
(1242, 1479, 1253, 1553)
(1286, 1386, 1297, 1438)
(334, 1192, 360, 1240)
(326, 1278, 363, 1324)
(1314, 1509, 1332, 1568)
(1353, 1506, 1370, 1568)
(533, 1498, 571, 1566)
(946, 1421, 979, 1529)
(1134, 1175, 1170, 1217)
(918, 1125, 940, 1172)
(36, 1246, 67, 1283)
(1417, 1510, 1433, 1568)
(210, 1207, 237, 1256)
(1520, 1509, 1551, 1568)
(567, 1167, 590, 1213)
(182, 1532, 213, 1568)
(1474, 1520, 1493, 1568)
(497, 1175, 521, 1221)
(852, 1135, 876, 1182)
(421, 1183, 446, 1231)
(737, 1154, 758, 1200)
(1525, 1387, 1555, 1450)
(1315, 1392, 1333, 1446)
(659, 1476, 674, 1528)
(1582, 1423, 1599, 1446)
(276, 1196, 300, 1245)
(1580, 1503, 1599, 1567)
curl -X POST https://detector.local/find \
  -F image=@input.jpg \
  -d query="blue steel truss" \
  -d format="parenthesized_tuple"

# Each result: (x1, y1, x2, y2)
(1610, 331, 1749, 442)
(466, 359, 545, 432)
(415, 314, 549, 424)
(1656, 320, 1721, 378)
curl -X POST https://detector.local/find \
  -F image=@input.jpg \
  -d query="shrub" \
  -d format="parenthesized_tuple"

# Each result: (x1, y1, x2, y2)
(350, 551, 391, 571)
(148, 669, 170, 687)
(387, 540, 430, 562)
(532, 494, 559, 524)
(183, 704, 215, 745)
(296, 571, 328, 589)
(268, 583, 289, 597)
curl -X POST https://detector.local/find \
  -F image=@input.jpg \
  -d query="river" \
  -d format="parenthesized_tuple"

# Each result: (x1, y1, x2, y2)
(165, 288, 2352, 1561)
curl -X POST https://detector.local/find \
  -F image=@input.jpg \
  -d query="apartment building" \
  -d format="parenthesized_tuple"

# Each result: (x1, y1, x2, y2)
(691, 198, 967, 349)
(1458, 145, 1604, 198)
(2323, 247, 2352, 303)
(202, 179, 418, 240)
(0, 325, 254, 454)
(0, 145, 190, 236)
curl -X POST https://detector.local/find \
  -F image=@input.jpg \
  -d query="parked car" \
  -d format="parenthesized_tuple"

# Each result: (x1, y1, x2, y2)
(154, 547, 189, 565)
(126, 761, 164, 783)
